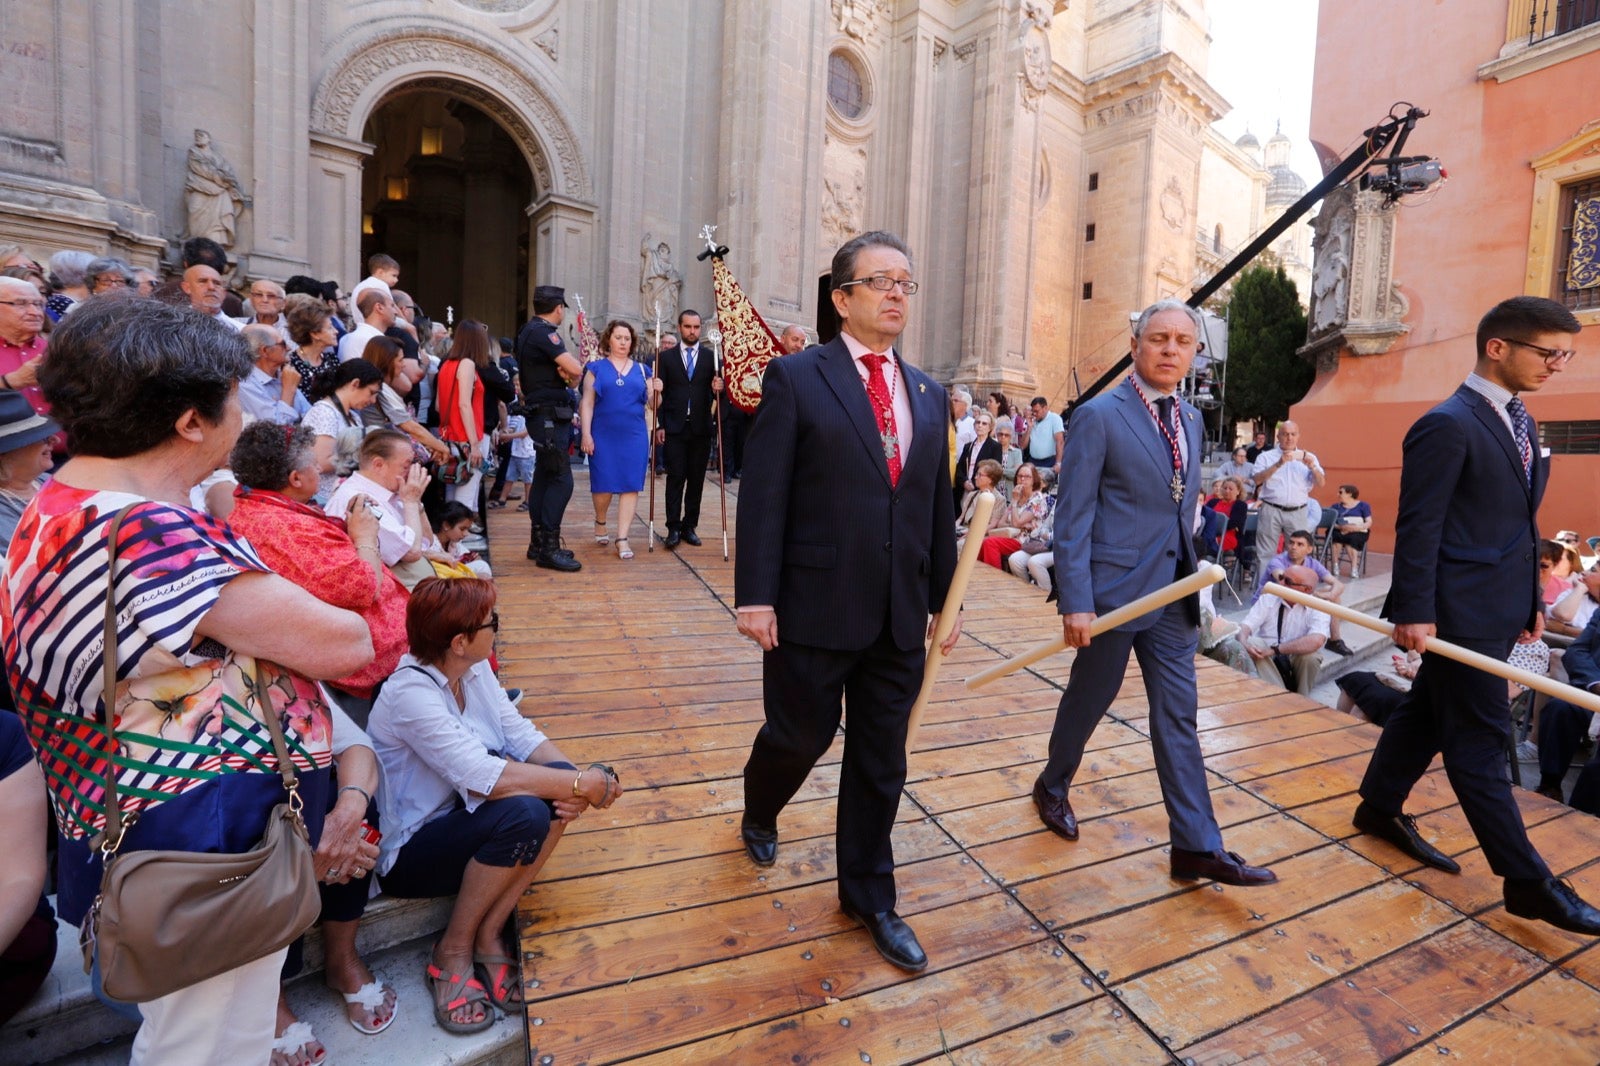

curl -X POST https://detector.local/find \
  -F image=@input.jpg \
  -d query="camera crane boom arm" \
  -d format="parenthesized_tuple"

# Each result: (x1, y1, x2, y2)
(1065, 104, 1431, 417)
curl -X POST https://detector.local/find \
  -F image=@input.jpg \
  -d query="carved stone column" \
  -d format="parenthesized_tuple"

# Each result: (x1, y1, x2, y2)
(307, 132, 372, 285)
(1299, 185, 1410, 371)
(527, 194, 596, 311)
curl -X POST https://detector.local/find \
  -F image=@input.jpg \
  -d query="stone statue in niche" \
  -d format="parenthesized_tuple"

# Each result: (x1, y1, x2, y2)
(184, 129, 248, 248)
(640, 235, 682, 324)
(1309, 196, 1354, 336)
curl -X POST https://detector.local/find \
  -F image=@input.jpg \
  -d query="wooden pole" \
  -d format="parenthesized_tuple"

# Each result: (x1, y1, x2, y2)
(1262, 581, 1600, 715)
(964, 563, 1228, 690)
(905, 493, 997, 749)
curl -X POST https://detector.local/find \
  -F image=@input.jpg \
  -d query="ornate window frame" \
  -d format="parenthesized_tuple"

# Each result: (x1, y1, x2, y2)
(1524, 122, 1600, 324)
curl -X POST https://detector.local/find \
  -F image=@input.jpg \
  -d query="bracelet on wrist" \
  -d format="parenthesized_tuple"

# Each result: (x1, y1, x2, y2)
(338, 784, 372, 808)
(572, 771, 584, 798)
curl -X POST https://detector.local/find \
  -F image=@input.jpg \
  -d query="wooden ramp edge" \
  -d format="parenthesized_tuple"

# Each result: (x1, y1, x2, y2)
(487, 472, 1600, 1066)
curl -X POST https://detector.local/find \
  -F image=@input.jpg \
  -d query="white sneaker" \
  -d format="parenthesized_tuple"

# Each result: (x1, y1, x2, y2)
(1515, 739, 1539, 762)
(1350, 567, 1360, 580)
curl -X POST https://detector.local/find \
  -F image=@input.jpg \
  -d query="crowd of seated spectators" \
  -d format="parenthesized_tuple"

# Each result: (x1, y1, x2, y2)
(0, 242, 620, 1064)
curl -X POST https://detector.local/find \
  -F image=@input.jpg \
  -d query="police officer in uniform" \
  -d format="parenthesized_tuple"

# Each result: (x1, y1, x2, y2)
(514, 285, 583, 572)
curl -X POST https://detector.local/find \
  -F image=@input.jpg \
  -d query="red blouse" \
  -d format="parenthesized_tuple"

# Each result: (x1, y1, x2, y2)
(437, 358, 483, 444)
(228, 487, 409, 697)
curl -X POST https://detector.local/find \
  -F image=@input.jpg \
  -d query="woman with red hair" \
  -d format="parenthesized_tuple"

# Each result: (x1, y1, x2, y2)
(368, 579, 621, 1035)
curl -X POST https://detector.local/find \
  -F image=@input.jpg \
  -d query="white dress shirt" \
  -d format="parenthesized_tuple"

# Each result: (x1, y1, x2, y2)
(1241, 592, 1331, 644)
(337, 321, 383, 362)
(323, 470, 417, 566)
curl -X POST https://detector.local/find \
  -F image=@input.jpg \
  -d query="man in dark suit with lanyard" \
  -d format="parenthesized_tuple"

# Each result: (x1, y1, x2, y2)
(735, 231, 959, 972)
(1033, 300, 1278, 887)
(1353, 295, 1600, 934)
(656, 309, 718, 548)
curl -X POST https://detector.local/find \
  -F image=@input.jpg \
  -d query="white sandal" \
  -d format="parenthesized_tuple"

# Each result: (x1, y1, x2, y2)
(617, 538, 634, 560)
(271, 1021, 327, 1066)
(341, 978, 398, 1035)
(594, 521, 610, 545)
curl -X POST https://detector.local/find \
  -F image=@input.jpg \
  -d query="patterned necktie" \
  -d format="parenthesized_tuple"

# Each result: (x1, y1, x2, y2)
(861, 352, 901, 486)
(1507, 395, 1532, 485)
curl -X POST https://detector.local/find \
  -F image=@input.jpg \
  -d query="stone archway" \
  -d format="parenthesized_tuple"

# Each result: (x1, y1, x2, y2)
(307, 23, 595, 302)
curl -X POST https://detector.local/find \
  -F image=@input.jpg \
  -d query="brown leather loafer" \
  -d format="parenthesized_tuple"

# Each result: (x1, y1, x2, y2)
(1171, 847, 1278, 886)
(1032, 777, 1078, 840)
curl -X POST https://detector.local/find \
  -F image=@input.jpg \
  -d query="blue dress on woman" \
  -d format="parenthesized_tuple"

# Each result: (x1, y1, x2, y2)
(587, 359, 650, 493)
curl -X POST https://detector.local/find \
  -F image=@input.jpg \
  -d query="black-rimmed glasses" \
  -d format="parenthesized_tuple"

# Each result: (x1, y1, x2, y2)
(0, 299, 45, 310)
(1502, 338, 1578, 366)
(465, 611, 500, 635)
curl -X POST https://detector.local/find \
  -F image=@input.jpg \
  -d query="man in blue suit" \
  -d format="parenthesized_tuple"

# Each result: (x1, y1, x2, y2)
(735, 231, 959, 972)
(1354, 295, 1600, 935)
(1033, 300, 1277, 886)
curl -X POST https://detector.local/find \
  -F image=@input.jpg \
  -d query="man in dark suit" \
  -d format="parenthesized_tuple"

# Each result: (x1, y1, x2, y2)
(1033, 300, 1277, 887)
(1354, 295, 1600, 934)
(656, 309, 718, 548)
(735, 231, 958, 972)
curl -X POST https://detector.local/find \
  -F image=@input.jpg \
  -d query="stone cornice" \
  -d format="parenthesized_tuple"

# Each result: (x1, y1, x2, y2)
(1083, 52, 1228, 127)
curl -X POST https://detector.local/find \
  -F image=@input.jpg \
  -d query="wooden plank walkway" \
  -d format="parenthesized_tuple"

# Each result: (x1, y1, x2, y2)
(488, 477, 1600, 1065)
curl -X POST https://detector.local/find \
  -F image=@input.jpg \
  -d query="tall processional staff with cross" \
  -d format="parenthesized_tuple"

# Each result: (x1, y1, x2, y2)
(733, 231, 958, 973)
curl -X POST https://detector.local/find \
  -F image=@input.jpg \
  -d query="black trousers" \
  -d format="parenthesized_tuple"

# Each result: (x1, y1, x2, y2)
(742, 624, 923, 914)
(663, 431, 713, 531)
(1360, 638, 1551, 880)
(720, 406, 747, 477)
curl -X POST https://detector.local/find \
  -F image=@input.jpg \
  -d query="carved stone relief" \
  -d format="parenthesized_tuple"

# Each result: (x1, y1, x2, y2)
(1019, 2, 1051, 112)
(1300, 184, 1410, 365)
(639, 233, 682, 325)
(821, 134, 867, 252)
(832, 0, 891, 45)
(532, 28, 558, 61)
(1159, 176, 1186, 232)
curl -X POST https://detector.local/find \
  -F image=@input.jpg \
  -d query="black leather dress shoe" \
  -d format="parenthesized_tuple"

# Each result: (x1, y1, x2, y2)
(1170, 847, 1278, 885)
(1032, 777, 1078, 840)
(840, 904, 927, 972)
(740, 819, 777, 867)
(1352, 801, 1461, 874)
(1505, 877, 1600, 935)
(681, 529, 703, 546)
(664, 529, 681, 549)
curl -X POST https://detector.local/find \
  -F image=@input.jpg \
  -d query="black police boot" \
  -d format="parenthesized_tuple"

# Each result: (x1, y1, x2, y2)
(527, 522, 545, 562)
(536, 526, 582, 573)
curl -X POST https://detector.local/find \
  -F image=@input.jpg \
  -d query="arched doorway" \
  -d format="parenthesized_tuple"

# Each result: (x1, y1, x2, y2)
(360, 90, 533, 338)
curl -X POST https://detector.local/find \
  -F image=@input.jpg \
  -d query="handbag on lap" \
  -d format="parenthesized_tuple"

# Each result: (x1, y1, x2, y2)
(80, 506, 321, 1003)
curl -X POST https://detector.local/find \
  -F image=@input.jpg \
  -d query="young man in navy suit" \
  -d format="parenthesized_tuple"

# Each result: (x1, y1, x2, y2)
(656, 309, 719, 548)
(1354, 295, 1600, 935)
(735, 231, 959, 971)
(1034, 300, 1278, 887)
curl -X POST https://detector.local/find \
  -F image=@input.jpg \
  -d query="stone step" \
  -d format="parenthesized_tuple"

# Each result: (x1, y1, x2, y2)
(45, 932, 526, 1066)
(2, 893, 455, 1065)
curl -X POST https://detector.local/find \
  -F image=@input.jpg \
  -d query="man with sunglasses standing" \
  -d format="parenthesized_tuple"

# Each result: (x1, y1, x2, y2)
(1354, 295, 1600, 935)
(735, 231, 958, 973)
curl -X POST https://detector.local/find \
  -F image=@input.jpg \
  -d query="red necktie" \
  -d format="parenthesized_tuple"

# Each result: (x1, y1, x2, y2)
(861, 352, 901, 486)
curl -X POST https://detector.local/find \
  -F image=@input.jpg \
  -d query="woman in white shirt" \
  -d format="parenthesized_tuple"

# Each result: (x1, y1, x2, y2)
(368, 578, 621, 1035)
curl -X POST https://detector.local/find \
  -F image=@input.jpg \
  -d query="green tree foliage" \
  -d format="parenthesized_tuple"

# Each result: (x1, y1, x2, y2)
(1221, 263, 1312, 429)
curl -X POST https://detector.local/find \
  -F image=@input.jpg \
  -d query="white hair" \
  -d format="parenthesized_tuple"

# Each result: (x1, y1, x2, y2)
(952, 387, 973, 404)
(1131, 299, 1202, 339)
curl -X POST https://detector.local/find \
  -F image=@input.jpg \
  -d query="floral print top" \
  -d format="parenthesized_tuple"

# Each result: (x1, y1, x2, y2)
(0, 479, 334, 839)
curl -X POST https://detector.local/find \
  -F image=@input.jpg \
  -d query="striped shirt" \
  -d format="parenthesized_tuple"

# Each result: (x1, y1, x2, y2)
(1, 480, 334, 839)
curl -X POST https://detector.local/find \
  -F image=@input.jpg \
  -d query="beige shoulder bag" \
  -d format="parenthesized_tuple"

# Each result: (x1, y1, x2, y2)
(80, 505, 322, 1003)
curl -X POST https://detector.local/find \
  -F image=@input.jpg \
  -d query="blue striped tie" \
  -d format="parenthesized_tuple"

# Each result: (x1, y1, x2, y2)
(1507, 395, 1532, 485)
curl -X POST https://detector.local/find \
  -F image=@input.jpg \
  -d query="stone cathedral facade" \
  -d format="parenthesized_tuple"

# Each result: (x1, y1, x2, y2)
(1, 0, 1282, 403)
